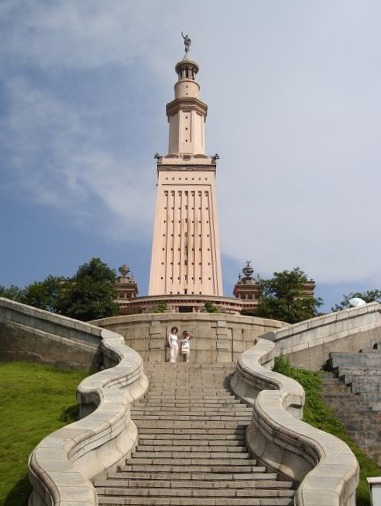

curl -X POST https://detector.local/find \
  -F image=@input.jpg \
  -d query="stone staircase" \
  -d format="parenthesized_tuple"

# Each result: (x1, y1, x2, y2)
(94, 362, 295, 505)
(328, 343, 381, 410)
(321, 371, 381, 468)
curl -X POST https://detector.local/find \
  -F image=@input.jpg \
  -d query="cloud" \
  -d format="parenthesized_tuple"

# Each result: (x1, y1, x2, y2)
(1, 76, 153, 237)
(0, 1, 169, 70)
(1, 0, 381, 296)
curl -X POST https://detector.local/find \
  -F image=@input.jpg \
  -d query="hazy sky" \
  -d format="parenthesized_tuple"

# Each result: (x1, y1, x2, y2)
(1, 1, 380, 311)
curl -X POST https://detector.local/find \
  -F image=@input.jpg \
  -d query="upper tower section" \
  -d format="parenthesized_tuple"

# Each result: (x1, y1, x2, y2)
(166, 33, 208, 158)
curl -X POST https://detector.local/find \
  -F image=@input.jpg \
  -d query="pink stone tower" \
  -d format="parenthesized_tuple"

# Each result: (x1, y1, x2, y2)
(149, 35, 223, 297)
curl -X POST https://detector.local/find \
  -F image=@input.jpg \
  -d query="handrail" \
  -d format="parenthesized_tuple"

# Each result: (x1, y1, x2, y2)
(268, 303, 381, 370)
(0, 298, 151, 506)
(230, 338, 359, 506)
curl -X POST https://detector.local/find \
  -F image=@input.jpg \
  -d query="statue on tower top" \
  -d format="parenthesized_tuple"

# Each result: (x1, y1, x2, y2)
(181, 32, 191, 53)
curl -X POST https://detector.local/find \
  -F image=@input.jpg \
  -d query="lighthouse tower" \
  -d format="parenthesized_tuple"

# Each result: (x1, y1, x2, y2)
(148, 35, 223, 297)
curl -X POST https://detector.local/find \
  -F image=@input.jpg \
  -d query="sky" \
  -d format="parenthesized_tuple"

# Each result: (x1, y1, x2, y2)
(1, 0, 380, 312)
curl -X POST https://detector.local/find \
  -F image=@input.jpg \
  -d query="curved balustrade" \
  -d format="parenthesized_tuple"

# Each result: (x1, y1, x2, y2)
(268, 302, 381, 370)
(230, 338, 359, 506)
(28, 327, 148, 505)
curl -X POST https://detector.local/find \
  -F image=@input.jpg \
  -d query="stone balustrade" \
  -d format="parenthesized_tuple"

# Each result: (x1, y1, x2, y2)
(0, 297, 103, 369)
(230, 338, 359, 506)
(28, 328, 148, 505)
(0, 298, 148, 506)
(265, 302, 381, 370)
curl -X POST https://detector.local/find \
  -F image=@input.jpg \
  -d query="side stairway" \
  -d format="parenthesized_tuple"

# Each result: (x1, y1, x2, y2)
(322, 342, 381, 468)
(94, 362, 295, 505)
(322, 372, 381, 468)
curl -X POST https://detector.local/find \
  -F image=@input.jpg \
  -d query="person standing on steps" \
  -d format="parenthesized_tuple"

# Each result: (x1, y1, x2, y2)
(180, 330, 192, 362)
(166, 326, 179, 363)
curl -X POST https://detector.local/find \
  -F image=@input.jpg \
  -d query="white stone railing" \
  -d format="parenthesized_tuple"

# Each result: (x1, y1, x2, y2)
(28, 327, 148, 505)
(230, 338, 359, 506)
(266, 302, 381, 370)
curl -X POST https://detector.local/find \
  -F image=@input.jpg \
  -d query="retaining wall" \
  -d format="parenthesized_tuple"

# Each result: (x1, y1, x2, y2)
(0, 298, 102, 370)
(92, 312, 287, 363)
(266, 302, 381, 370)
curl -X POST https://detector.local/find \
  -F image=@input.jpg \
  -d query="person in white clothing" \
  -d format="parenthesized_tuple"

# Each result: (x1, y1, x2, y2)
(180, 330, 192, 362)
(166, 326, 179, 363)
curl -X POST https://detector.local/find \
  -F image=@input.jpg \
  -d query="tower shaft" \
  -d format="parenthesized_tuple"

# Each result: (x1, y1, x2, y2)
(149, 42, 222, 297)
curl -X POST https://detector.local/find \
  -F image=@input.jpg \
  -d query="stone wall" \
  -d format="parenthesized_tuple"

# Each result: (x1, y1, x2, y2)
(267, 302, 381, 370)
(92, 312, 287, 363)
(0, 298, 103, 370)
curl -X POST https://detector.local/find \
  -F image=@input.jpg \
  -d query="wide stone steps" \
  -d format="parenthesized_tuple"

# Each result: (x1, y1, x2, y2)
(322, 372, 381, 467)
(95, 363, 295, 505)
(134, 444, 248, 452)
(96, 496, 294, 505)
(99, 478, 293, 489)
(103, 471, 280, 481)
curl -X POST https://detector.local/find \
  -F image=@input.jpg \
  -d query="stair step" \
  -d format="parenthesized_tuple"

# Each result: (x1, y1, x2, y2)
(97, 497, 294, 505)
(322, 370, 381, 467)
(136, 445, 247, 452)
(137, 433, 245, 441)
(135, 421, 250, 429)
(104, 471, 279, 481)
(119, 464, 262, 473)
(133, 403, 249, 410)
(95, 478, 293, 489)
(137, 428, 247, 436)
(126, 455, 258, 463)
(97, 487, 294, 498)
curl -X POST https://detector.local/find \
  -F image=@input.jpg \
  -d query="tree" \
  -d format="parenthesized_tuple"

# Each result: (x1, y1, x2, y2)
(204, 301, 218, 313)
(153, 302, 168, 313)
(250, 267, 323, 324)
(0, 284, 24, 301)
(56, 258, 119, 321)
(1, 258, 119, 321)
(332, 289, 381, 312)
(19, 275, 64, 312)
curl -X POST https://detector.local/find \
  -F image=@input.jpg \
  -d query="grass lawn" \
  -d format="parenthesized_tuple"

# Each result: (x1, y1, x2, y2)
(0, 362, 88, 506)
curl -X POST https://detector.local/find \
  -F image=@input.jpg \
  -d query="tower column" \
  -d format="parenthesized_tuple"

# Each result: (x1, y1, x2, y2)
(149, 36, 222, 297)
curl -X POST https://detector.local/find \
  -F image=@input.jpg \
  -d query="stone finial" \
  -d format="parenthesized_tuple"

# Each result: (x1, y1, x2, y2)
(242, 261, 254, 280)
(119, 265, 130, 277)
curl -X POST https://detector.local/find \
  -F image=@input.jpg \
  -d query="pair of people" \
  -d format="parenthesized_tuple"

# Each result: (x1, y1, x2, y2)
(166, 327, 193, 363)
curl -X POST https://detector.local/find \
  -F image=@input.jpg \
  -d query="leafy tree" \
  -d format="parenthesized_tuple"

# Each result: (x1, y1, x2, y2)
(19, 276, 64, 312)
(249, 267, 323, 324)
(332, 289, 381, 312)
(204, 301, 218, 313)
(0, 284, 24, 301)
(153, 302, 168, 313)
(57, 258, 119, 321)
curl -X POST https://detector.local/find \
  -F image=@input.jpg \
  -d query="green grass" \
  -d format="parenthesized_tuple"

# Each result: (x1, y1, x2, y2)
(1, 359, 379, 506)
(0, 362, 88, 506)
(274, 357, 380, 506)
